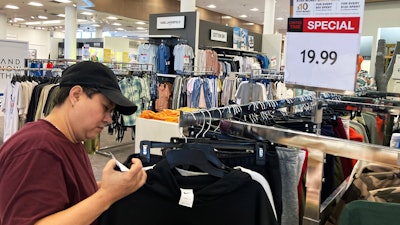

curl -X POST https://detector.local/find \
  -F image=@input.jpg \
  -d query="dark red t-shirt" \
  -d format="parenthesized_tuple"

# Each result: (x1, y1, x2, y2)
(0, 119, 98, 225)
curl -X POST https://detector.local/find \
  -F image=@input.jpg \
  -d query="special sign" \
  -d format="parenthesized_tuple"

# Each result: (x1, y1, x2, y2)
(285, 0, 365, 93)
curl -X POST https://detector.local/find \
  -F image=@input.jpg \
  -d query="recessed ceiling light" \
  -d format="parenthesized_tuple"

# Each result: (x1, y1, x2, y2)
(116, 28, 124, 31)
(5, 4, 19, 9)
(13, 18, 25, 22)
(112, 22, 121, 26)
(136, 27, 145, 30)
(81, 12, 93, 16)
(25, 21, 41, 25)
(276, 17, 284, 21)
(53, 0, 72, 3)
(239, 15, 248, 18)
(207, 4, 216, 8)
(57, 14, 65, 17)
(221, 16, 232, 19)
(250, 8, 259, 11)
(28, 2, 43, 7)
(38, 15, 48, 19)
(91, 24, 101, 27)
(244, 22, 254, 25)
(43, 20, 61, 24)
(136, 21, 146, 25)
(107, 16, 118, 20)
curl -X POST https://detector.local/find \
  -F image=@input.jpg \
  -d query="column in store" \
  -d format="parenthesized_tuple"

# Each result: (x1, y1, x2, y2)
(0, 14, 7, 39)
(64, 6, 77, 60)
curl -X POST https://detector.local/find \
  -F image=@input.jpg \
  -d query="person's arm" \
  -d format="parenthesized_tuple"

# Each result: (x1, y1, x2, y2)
(34, 158, 147, 225)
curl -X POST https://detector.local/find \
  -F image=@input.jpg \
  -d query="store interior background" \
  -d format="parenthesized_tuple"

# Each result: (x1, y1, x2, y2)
(1, 0, 400, 147)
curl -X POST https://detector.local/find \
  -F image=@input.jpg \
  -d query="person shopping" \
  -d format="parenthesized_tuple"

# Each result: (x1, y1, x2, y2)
(0, 61, 147, 225)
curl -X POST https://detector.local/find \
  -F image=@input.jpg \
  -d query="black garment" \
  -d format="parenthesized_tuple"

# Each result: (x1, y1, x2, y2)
(100, 159, 278, 225)
(216, 149, 283, 225)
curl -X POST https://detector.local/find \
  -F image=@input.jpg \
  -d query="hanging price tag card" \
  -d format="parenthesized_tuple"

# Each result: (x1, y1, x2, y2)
(285, 0, 365, 93)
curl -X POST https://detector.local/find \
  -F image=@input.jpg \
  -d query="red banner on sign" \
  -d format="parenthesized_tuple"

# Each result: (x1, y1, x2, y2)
(303, 17, 360, 33)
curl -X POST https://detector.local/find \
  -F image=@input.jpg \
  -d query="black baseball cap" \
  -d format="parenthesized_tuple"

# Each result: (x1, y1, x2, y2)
(60, 61, 137, 115)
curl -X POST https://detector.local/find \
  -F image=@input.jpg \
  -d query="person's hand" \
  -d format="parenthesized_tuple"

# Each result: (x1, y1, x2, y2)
(98, 158, 147, 204)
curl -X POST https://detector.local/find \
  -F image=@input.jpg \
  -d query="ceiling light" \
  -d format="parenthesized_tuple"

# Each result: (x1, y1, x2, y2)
(116, 28, 124, 31)
(28, 2, 43, 7)
(5, 4, 19, 9)
(136, 21, 146, 25)
(57, 14, 65, 17)
(207, 4, 216, 8)
(13, 18, 25, 22)
(239, 15, 248, 18)
(53, 0, 72, 3)
(244, 22, 254, 25)
(136, 27, 145, 30)
(276, 17, 284, 21)
(221, 16, 232, 19)
(43, 20, 61, 24)
(91, 24, 101, 27)
(112, 22, 121, 26)
(81, 12, 93, 16)
(107, 16, 118, 20)
(25, 21, 41, 25)
(38, 15, 48, 19)
(250, 8, 259, 11)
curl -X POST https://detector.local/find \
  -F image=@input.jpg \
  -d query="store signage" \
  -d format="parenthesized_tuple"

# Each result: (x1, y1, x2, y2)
(285, 0, 364, 93)
(157, 16, 185, 29)
(210, 29, 227, 42)
(0, 40, 28, 94)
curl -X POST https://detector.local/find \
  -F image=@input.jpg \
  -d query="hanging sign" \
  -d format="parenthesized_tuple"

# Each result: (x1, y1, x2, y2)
(210, 29, 227, 42)
(157, 16, 185, 29)
(285, 0, 364, 93)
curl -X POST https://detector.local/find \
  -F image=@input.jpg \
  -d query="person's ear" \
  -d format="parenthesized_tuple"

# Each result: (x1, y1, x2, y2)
(69, 85, 83, 107)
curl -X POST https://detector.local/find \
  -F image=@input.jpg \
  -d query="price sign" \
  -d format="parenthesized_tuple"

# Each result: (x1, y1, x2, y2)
(285, 0, 364, 93)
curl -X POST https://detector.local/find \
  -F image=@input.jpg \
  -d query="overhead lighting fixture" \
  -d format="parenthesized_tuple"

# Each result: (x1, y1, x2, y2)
(221, 16, 232, 19)
(57, 14, 65, 17)
(81, 12, 93, 16)
(28, 2, 43, 7)
(207, 4, 216, 8)
(112, 22, 122, 26)
(116, 28, 124, 31)
(250, 8, 259, 11)
(136, 27, 145, 30)
(107, 16, 118, 20)
(91, 24, 101, 27)
(136, 21, 146, 25)
(38, 15, 48, 19)
(13, 18, 25, 22)
(239, 15, 248, 18)
(25, 21, 41, 25)
(53, 0, 72, 3)
(43, 20, 61, 24)
(244, 22, 254, 25)
(276, 17, 284, 21)
(5, 4, 19, 9)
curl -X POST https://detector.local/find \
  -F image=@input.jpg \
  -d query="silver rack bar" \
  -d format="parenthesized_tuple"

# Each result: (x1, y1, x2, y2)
(219, 119, 400, 225)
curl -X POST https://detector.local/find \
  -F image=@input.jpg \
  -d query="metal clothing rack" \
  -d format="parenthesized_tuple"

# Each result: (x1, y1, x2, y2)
(177, 94, 400, 225)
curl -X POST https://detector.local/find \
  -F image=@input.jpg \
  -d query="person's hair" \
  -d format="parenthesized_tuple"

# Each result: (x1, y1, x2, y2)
(53, 86, 101, 107)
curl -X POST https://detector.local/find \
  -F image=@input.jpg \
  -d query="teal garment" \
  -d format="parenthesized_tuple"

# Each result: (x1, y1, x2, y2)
(339, 200, 400, 225)
(119, 76, 144, 126)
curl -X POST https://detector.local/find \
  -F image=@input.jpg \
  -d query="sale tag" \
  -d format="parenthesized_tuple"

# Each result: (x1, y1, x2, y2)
(285, 0, 365, 93)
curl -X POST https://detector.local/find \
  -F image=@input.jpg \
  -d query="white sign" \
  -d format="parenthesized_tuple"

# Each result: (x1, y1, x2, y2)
(293, 0, 364, 18)
(285, 0, 364, 92)
(210, 30, 227, 42)
(157, 16, 185, 29)
(0, 39, 28, 95)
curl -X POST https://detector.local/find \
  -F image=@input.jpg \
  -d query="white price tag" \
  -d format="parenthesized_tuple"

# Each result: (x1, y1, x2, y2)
(285, 32, 360, 91)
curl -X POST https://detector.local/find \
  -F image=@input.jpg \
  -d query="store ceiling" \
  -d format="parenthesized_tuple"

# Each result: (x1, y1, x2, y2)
(0, 0, 398, 40)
